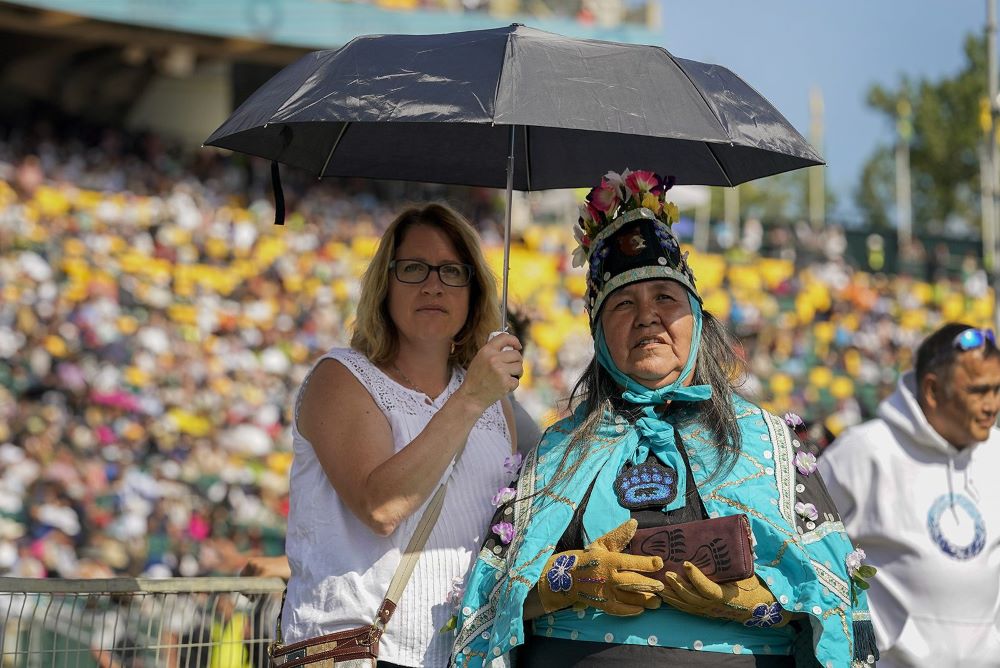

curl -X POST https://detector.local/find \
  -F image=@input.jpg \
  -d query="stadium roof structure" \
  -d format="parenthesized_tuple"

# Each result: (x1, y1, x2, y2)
(0, 0, 660, 51)
(0, 0, 660, 127)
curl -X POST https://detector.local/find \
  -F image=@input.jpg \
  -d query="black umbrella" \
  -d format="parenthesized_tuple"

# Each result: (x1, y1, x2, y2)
(205, 24, 822, 327)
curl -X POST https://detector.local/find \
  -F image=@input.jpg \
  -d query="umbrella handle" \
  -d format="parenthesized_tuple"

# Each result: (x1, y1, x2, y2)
(489, 330, 514, 352)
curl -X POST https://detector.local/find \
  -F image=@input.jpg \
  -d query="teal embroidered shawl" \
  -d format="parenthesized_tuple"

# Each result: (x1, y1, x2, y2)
(451, 396, 874, 668)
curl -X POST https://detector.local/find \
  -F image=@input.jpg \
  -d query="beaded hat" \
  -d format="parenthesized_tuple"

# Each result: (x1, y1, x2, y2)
(573, 169, 699, 326)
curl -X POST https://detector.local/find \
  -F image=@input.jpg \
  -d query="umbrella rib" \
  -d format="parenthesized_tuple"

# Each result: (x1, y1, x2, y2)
(491, 27, 516, 128)
(704, 142, 734, 188)
(319, 123, 351, 178)
(664, 48, 731, 140)
(664, 48, 738, 186)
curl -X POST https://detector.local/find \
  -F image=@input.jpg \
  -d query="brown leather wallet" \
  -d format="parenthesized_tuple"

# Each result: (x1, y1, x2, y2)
(626, 514, 754, 584)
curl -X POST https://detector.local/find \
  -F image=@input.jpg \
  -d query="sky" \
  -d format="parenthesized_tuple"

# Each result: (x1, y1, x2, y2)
(659, 1, 986, 220)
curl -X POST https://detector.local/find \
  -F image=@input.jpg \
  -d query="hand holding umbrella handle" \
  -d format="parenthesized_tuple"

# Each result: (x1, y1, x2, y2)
(489, 330, 515, 352)
(489, 331, 521, 380)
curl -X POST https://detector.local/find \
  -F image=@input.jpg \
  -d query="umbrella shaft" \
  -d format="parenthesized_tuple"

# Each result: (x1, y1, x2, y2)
(501, 125, 514, 332)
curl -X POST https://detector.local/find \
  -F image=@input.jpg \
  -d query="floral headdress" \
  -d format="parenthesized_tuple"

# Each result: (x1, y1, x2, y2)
(573, 169, 700, 326)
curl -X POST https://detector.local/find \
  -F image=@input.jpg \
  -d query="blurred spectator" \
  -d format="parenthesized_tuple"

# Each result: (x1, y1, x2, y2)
(819, 324, 1000, 666)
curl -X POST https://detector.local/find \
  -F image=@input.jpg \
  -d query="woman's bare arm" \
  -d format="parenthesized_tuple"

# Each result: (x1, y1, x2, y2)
(298, 334, 522, 536)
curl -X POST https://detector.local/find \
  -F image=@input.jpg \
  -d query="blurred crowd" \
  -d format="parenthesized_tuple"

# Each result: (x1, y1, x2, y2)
(0, 120, 994, 579)
(332, 0, 648, 27)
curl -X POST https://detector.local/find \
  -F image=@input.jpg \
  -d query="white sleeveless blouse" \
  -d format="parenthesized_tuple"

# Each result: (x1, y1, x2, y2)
(282, 348, 511, 667)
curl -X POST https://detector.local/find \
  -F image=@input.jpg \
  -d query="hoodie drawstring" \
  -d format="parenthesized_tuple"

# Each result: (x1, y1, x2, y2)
(948, 455, 982, 519)
(947, 457, 960, 522)
(965, 461, 981, 504)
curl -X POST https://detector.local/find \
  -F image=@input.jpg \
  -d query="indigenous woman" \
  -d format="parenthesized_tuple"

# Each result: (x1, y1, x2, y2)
(451, 171, 877, 667)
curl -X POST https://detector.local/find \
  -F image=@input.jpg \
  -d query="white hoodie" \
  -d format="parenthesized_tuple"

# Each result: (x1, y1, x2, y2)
(819, 372, 1000, 667)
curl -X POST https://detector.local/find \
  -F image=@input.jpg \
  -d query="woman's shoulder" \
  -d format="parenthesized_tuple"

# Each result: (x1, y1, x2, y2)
(534, 405, 589, 454)
(318, 346, 368, 366)
(309, 347, 386, 381)
(727, 392, 766, 418)
(299, 349, 369, 396)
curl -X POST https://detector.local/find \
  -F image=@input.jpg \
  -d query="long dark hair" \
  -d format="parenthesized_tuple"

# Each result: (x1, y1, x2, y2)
(563, 308, 746, 481)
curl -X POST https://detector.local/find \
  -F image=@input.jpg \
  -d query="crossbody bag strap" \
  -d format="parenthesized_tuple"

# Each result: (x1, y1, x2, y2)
(372, 477, 449, 628)
(272, 454, 457, 652)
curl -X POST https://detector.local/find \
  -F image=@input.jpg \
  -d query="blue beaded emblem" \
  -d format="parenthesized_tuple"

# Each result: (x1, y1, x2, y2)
(613, 459, 678, 509)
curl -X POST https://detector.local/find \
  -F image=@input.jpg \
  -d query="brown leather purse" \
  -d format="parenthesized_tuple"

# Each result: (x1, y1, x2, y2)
(268, 598, 394, 668)
(627, 514, 755, 584)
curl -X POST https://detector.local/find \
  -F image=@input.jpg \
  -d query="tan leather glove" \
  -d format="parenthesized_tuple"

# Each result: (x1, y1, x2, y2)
(660, 561, 790, 628)
(537, 519, 665, 617)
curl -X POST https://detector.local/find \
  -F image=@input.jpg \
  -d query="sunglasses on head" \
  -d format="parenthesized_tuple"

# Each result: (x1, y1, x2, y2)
(953, 328, 996, 351)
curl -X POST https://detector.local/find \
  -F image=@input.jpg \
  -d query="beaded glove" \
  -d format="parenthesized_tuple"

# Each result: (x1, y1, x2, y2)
(537, 519, 664, 617)
(660, 561, 790, 628)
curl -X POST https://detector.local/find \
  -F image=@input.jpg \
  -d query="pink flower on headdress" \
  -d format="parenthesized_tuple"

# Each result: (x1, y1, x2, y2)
(603, 169, 630, 198)
(587, 202, 604, 228)
(624, 170, 661, 196)
(587, 179, 621, 216)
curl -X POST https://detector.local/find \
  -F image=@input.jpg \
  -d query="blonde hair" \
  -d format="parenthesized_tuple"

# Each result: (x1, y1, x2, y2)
(351, 203, 500, 369)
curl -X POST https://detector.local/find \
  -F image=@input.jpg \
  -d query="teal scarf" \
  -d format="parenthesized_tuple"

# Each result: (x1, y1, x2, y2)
(582, 293, 711, 537)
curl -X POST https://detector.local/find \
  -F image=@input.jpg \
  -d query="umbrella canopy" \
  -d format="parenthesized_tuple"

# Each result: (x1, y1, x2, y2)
(205, 24, 822, 189)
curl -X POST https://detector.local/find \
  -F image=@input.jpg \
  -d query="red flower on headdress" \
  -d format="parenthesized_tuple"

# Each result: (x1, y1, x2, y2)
(586, 201, 603, 226)
(624, 170, 661, 196)
(587, 179, 621, 216)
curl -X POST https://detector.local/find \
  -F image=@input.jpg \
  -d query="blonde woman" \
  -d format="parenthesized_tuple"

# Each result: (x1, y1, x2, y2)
(283, 203, 522, 667)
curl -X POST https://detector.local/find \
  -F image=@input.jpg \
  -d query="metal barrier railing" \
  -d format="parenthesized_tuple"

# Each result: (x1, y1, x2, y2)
(0, 577, 285, 668)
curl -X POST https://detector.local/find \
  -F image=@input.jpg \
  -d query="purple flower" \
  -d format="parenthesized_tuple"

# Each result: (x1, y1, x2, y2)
(794, 501, 819, 521)
(794, 451, 818, 476)
(503, 453, 523, 477)
(491, 487, 517, 507)
(492, 521, 515, 545)
(846, 548, 867, 577)
(445, 576, 465, 607)
(783, 412, 805, 429)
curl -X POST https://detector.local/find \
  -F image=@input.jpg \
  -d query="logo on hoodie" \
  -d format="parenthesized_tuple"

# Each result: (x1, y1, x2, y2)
(926, 493, 986, 560)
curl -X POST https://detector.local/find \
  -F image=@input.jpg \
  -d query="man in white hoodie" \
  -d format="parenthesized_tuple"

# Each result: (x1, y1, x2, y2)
(819, 323, 1000, 667)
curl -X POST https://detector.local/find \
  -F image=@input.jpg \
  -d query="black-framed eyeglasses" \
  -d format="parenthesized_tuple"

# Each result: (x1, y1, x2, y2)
(953, 328, 997, 351)
(389, 259, 474, 287)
